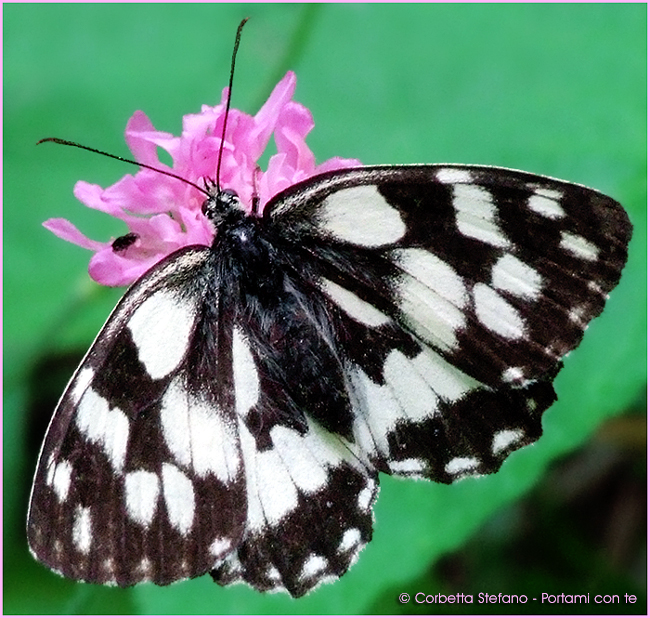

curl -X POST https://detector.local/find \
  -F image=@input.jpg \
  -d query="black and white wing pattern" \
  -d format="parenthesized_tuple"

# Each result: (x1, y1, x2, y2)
(28, 164, 631, 597)
(28, 246, 250, 586)
(257, 165, 631, 483)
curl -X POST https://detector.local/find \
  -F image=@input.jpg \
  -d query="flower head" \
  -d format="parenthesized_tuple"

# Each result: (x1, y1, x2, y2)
(44, 72, 361, 286)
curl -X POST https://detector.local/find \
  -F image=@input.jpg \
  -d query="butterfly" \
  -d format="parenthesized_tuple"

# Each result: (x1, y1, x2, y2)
(27, 21, 632, 599)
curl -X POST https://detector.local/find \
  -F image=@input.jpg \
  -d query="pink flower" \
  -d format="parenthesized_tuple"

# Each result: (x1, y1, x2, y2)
(44, 72, 362, 287)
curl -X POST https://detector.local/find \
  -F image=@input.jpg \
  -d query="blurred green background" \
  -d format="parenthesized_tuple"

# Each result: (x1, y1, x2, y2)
(4, 3, 646, 614)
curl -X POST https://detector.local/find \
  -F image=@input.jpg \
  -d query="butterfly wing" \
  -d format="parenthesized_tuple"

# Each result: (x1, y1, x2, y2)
(29, 163, 630, 597)
(211, 406, 377, 597)
(27, 246, 247, 586)
(260, 164, 631, 482)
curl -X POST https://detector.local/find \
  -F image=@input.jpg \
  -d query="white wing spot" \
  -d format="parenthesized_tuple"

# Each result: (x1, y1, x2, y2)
(394, 274, 464, 351)
(445, 457, 480, 476)
(125, 470, 160, 527)
(268, 425, 330, 494)
(568, 305, 589, 327)
(239, 420, 298, 529)
(526, 185, 563, 201)
(349, 367, 404, 456)
(232, 326, 260, 417)
(210, 537, 233, 559)
(502, 367, 525, 384)
(320, 278, 390, 327)
(72, 505, 92, 554)
(392, 248, 468, 308)
(389, 458, 427, 475)
(453, 184, 510, 248)
(241, 416, 370, 532)
(411, 348, 481, 402)
(53, 539, 63, 557)
(528, 192, 565, 219)
(300, 554, 328, 579)
(218, 553, 243, 579)
(102, 558, 116, 577)
(338, 528, 362, 553)
(266, 565, 282, 584)
(162, 463, 195, 535)
(588, 280, 606, 296)
(391, 247, 468, 351)
(396, 277, 461, 350)
(47, 459, 72, 502)
(135, 558, 152, 580)
(436, 168, 473, 184)
(491, 254, 543, 300)
(357, 481, 375, 512)
(127, 289, 196, 380)
(492, 429, 525, 455)
(384, 350, 440, 421)
(473, 283, 525, 339)
(161, 378, 240, 481)
(76, 388, 129, 472)
(560, 232, 599, 261)
(318, 185, 406, 247)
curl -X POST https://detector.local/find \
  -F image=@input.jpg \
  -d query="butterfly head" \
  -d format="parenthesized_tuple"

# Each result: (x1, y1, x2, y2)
(201, 179, 245, 231)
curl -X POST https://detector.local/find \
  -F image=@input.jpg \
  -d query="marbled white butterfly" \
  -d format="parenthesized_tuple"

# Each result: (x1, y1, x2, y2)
(27, 20, 632, 597)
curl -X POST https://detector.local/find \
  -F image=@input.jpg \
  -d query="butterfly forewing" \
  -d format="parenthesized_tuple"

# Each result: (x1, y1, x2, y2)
(29, 163, 631, 596)
(267, 165, 630, 387)
(28, 246, 248, 585)
(264, 165, 631, 481)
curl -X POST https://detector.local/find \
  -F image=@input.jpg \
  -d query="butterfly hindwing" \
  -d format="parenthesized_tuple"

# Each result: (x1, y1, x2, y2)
(209, 239, 380, 595)
(211, 411, 377, 596)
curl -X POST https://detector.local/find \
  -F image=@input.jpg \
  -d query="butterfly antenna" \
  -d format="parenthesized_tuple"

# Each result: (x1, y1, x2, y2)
(38, 19, 249, 199)
(37, 138, 212, 197)
(215, 17, 249, 192)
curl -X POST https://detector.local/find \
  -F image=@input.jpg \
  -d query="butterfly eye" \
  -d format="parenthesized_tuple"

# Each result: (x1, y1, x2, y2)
(220, 187, 238, 200)
(201, 196, 214, 217)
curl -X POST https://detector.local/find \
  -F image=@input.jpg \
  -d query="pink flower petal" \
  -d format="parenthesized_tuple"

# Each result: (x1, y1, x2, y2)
(249, 72, 297, 158)
(89, 248, 163, 287)
(43, 218, 106, 251)
(46, 71, 362, 287)
(124, 111, 162, 167)
(314, 156, 363, 175)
